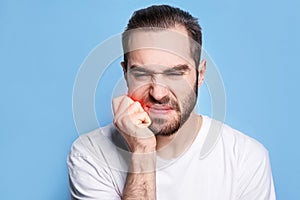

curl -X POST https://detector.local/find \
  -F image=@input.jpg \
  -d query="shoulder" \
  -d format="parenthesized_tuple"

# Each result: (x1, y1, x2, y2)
(201, 116, 269, 161)
(69, 124, 128, 158)
(69, 124, 112, 155)
(68, 124, 129, 171)
(216, 122, 276, 199)
(67, 125, 126, 198)
(219, 121, 270, 165)
(222, 122, 268, 152)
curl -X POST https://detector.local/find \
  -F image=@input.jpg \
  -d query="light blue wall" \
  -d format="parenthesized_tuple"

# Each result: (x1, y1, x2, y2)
(1, 0, 299, 199)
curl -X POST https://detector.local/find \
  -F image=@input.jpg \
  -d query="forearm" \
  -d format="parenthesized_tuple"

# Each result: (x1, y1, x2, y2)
(122, 153, 156, 200)
(112, 96, 157, 199)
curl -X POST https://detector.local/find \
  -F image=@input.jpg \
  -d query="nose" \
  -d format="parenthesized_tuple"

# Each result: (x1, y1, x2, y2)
(149, 82, 169, 101)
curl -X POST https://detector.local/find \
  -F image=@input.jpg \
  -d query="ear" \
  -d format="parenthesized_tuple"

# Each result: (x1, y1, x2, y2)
(121, 61, 128, 81)
(197, 60, 206, 87)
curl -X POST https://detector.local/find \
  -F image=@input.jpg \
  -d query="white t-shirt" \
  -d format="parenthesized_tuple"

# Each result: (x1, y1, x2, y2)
(67, 116, 276, 200)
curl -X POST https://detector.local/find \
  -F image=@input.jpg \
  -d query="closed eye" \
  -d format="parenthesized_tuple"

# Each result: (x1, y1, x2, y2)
(128, 64, 191, 80)
(165, 71, 186, 76)
(164, 65, 191, 76)
(132, 71, 152, 77)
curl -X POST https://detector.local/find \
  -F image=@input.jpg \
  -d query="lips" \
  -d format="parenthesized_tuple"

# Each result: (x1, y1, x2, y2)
(145, 104, 174, 114)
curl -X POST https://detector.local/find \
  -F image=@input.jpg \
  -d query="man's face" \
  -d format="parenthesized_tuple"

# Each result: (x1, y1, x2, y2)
(123, 27, 200, 136)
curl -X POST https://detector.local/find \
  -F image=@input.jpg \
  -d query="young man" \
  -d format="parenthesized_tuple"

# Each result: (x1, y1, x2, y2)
(68, 5, 276, 200)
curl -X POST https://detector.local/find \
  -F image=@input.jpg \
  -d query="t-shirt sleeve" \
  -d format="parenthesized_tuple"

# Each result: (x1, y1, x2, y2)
(67, 138, 122, 200)
(236, 138, 276, 200)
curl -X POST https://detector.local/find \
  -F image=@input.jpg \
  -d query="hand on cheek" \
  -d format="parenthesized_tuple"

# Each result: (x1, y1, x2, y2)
(112, 95, 156, 153)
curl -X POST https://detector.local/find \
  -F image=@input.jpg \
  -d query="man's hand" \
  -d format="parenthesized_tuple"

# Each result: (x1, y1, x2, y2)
(113, 96, 157, 199)
(112, 95, 157, 153)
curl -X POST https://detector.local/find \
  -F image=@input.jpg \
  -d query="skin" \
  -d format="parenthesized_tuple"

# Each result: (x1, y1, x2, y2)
(112, 25, 206, 200)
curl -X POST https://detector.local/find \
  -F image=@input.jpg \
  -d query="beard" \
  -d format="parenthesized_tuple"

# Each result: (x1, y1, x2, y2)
(141, 80, 198, 136)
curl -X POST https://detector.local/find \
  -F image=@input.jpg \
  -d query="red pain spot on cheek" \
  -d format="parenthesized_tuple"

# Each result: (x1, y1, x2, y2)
(128, 95, 138, 102)
(129, 95, 146, 107)
(139, 101, 147, 108)
(129, 96, 143, 106)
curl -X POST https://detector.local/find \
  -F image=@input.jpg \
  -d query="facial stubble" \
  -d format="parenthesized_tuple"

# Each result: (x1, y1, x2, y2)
(148, 79, 198, 136)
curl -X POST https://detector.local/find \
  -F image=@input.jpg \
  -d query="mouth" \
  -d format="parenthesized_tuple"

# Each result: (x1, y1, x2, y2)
(145, 104, 174, 115)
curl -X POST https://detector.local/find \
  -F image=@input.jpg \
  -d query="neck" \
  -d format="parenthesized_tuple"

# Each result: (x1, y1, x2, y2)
(155, 112, 202, 159)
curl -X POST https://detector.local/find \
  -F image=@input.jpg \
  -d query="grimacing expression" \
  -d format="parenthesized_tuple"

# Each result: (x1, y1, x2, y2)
(124, 28, 200, 136)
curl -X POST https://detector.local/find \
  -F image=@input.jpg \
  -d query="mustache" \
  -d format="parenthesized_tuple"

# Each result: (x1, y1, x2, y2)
(141, 95, 180, 111)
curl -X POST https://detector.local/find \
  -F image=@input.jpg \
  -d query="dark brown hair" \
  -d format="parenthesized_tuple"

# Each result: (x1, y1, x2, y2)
(122, 5, 202, 70)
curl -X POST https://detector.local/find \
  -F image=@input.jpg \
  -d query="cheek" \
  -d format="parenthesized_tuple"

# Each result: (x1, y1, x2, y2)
(169, 79, 197, 103)
(127, 84, 149, 100)
(170, 77, 196, 94)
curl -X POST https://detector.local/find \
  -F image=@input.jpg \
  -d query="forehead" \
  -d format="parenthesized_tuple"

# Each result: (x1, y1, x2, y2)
(126, 27, 194, 68)
(128, 49, 192, 70)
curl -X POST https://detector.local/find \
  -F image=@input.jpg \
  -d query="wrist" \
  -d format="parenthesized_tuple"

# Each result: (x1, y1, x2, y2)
(130, 152, 156, 173)
(131, 145, 156, 154)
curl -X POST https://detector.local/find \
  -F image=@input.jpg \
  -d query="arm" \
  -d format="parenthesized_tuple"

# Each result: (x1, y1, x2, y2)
(112, 95, 157, 200)
(122, 153, 156, 200)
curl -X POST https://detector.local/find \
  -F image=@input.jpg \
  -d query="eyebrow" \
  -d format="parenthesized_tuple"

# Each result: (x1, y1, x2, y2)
(129, 64, 191, 73)
(129, 65, 149, 72)
(164, 64, 191, 73)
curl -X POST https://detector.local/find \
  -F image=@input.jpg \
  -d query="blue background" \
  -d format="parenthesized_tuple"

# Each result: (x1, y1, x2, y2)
(1, 0, 299, 199)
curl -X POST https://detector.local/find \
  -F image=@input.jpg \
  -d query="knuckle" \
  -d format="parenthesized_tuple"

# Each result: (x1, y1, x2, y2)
(113, 118, 117, 125)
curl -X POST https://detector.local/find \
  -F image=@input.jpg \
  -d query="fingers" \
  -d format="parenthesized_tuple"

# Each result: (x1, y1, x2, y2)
(130, 111, 151, 127)
(113, 95, 145, 118)
(112, 95, 156, 152)
(127, 101, 144, 115)
(112, 95, 135, 115)
(114, 100, 151, 127)
(112, 95, 151, 127)
(112, 96, 124, 115)
(112, 95, 152, 130)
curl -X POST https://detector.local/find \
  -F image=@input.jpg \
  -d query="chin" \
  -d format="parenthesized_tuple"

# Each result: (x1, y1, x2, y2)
(149, 118, 181, 136)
